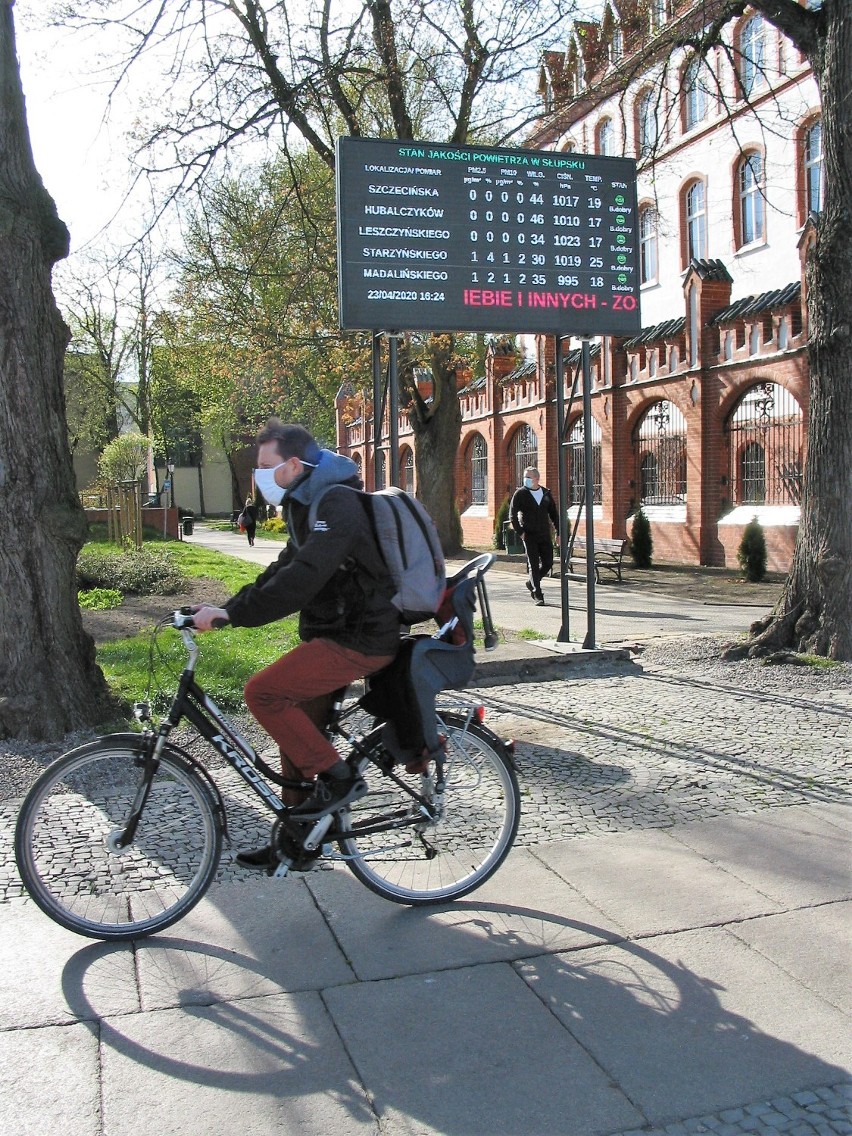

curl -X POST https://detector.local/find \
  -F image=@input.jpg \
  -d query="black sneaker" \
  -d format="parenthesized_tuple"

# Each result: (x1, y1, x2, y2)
(525, 580, 534, 595)
(235, 845, 276, 871)
(534, 592, 545, 606)
(289, 772, 368, 820)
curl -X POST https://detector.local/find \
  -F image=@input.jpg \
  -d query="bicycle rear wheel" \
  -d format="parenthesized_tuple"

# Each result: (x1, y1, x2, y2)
(15, 734, 223, 940)
(339, 712, 520, 905)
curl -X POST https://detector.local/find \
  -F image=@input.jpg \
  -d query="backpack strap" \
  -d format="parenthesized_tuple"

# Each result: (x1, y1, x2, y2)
(289, 484, 360, 548)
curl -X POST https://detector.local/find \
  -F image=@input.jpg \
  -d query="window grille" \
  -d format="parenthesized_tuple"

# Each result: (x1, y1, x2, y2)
(401, 447, 414, 493)
(567, 417, 602, 506)
(470, 435, 487, 506)
(727, 383, 803, 505)
(635, 400, 687, 504)
(511, 425, 538, 488)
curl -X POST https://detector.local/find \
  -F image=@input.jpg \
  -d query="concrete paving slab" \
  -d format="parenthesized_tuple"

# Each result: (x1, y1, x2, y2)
(305, 848, 627, 982)
(324, 961, 644, 1136)
(808, 798, 852, 833)
(0, 1021, 100, 1135)
(669, 805, 852, 907)
(531, 826, 784, 937)
(728, 900, 852, 1015)
(0, 900, 139, 1028)
(515, 925, 851, 1127)
(134, 877, 354, 1010)
(100, 989, 377, 1135)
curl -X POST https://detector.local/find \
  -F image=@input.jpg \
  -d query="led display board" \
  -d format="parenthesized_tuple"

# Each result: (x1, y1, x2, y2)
(336, 136, 641, 337)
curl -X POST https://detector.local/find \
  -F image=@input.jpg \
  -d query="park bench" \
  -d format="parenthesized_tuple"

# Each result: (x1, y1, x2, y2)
(567, 536, 629, 583)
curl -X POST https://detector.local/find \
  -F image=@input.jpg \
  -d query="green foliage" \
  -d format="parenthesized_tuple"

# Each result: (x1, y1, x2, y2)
(261, 516, 287, 535)
(98, 432, 149, 484)
(630, 508, 653, 569)
(77, 547, 189, 595)
(78, 587, 123, 610)
(494, 497, 510, 548)
(738, 517, 767, 582)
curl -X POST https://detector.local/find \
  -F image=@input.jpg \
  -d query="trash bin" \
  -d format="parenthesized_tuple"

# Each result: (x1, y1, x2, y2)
(182, 517, 194, 537)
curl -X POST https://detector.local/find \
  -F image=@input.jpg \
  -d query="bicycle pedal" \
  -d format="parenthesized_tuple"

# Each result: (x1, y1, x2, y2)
(271, 860, 292, 880)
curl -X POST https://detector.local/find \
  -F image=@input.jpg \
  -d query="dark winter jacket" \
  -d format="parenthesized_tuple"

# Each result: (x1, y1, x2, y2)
(240, 503, 258, 529)
(510, 484, 559, 542)
(224, 451, 400, 656)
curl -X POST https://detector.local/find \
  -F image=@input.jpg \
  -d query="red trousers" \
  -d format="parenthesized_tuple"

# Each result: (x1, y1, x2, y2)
(244, 639, 396, 800)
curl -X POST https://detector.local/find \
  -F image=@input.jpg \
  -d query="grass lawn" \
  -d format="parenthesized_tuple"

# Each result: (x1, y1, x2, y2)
(90, 539, 300, 714)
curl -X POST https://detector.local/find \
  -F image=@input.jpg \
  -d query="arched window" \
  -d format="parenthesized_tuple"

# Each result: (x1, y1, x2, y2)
(511, 425, 538, 488)
(639, 205, 658, 284)
(727, 383, 804, 506)
(597, 118, 614, 156)
(400, 445, 414, 494)
(469, 434, 487, 506)
(683, 57, 708, 131)
(685, 180, 707, 262)
(637, 90, 658, 158)
(740, 16, 766, 97)
(738, 152, 765, 245)
(635, 401, 687, 505)
(804, 119, 823, 215)
(610, 26, 624, 64)
(567, 417, 602, 506)
(649, 0, 669, 32)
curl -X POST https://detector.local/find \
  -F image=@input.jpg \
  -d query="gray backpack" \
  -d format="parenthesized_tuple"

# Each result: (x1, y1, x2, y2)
(306, 485, 446, 624)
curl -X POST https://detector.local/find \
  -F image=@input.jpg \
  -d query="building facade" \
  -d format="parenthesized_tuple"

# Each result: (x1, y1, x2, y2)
(336, 1, 821, 571)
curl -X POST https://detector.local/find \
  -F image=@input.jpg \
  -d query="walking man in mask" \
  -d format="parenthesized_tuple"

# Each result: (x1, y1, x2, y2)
(510, 466, 559, 606)
(191, 419, 400, 870)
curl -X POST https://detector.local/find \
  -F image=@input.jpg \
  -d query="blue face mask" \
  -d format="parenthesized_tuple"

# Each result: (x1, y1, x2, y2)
(523, 477, 535, 489)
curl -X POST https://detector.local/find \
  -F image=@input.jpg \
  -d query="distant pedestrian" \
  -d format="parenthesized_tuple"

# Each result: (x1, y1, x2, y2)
(239, 496, 258, 546)
(510, 467, 559, 606)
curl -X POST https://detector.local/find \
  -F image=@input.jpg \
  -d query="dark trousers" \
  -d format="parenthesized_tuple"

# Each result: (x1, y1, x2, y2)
(524, 535, 554, 595)
(244, 638, 396, 802)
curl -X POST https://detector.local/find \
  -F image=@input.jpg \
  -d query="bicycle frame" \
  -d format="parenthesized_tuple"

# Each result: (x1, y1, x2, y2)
(134, 623, 475, 867)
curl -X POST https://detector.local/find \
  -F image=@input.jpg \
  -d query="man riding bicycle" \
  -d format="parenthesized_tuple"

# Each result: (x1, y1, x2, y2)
(191, 419, 400, 870)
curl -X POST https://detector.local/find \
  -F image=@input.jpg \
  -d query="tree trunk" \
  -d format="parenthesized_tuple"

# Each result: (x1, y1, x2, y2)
(0, 0, 119, 738)
(730, 2, 852, 661)
(405, 335, 464, 554)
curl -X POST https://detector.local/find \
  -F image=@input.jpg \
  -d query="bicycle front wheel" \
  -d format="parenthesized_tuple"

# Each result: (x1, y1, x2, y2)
(15, 735, 223, 941)
(339, 712, 520, 905)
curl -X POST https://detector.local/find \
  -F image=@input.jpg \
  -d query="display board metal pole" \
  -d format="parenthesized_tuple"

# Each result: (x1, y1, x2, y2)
(581, 337, 597, 649)
(554, 335, 570, 643)
(388, 332, 400, 486)
(371, 332, 382, 489)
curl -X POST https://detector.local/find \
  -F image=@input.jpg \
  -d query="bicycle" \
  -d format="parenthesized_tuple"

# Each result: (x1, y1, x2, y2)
(15, 554, 521, 941)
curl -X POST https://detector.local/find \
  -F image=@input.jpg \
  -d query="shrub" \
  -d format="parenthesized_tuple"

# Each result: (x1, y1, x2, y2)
(738, 517, 767, 582)
(261, 516, 287, 535)
(630, 508, 653, 568)
(76, 548, 189, 595)
(78, 587, 123, 610)
(98, 433, 148, 484)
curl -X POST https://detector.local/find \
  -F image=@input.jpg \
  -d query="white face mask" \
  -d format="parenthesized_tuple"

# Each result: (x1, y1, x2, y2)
(254, 463, 287, 506)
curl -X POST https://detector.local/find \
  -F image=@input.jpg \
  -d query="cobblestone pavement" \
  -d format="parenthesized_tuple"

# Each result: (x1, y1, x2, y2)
(612, 1084, 852, 1136)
